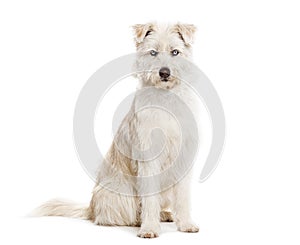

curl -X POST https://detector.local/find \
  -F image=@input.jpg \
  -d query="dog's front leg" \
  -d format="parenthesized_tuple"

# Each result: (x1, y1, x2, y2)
(137, 161, 161, 238)
(173, 175, 199, 233)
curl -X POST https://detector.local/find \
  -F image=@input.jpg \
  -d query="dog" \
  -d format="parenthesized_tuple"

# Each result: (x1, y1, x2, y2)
(35, 22, 200, 238)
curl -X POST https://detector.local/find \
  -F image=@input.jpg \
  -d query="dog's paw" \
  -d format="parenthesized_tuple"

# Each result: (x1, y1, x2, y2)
(177, 223, 199, 233)
(137, 230, 158, 238)
(137, 225, 160, 238)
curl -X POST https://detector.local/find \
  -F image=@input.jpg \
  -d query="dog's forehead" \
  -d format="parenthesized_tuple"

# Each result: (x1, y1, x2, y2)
(149, 24, 184, 49)
(152, 23, 172, 33)
(153, 24, 177, 38)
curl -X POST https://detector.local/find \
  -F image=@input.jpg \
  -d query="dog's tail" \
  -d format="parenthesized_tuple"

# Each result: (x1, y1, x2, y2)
(31, 199, 90, 219)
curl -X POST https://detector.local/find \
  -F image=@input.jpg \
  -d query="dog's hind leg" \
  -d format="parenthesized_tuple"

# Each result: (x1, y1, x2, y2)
(160, 210, 173, 222)
(89, 185, 139, 226)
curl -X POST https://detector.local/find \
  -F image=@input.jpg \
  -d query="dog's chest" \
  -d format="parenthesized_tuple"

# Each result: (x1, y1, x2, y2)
(133, 90, 190, 139)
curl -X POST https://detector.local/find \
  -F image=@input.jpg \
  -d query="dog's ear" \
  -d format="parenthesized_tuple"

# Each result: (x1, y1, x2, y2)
(132, 24, 153, 45)
(175, 23, 196, 46)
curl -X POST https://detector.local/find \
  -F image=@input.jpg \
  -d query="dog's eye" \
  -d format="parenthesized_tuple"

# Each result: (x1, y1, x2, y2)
(171, 49, 180, 56)
(150, 50, 158, 56)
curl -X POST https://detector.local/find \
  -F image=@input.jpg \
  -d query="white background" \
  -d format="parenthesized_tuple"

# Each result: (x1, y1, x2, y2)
(0, 0, 300, 244)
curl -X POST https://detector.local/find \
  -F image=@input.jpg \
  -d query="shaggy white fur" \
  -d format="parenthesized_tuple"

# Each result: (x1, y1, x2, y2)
(34, 22, 200, 239)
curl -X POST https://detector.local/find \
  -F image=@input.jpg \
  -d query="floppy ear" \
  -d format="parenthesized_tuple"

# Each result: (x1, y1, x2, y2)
(132, 23, 153, 45)
(175, 23, 196, 46)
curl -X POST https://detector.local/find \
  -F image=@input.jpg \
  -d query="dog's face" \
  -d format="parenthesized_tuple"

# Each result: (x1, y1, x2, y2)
(133, 23, 196, 89)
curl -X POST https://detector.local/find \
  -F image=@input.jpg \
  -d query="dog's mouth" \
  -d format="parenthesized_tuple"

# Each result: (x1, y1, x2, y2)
(160, 75, 174, 83)
(156, 76, 178, 90)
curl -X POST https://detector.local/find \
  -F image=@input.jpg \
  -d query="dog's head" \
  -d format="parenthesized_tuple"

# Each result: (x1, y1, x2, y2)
(133, 23, 196, 89)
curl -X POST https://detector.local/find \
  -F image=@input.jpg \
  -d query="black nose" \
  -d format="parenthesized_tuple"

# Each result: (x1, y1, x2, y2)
(159, 67, 171, 80)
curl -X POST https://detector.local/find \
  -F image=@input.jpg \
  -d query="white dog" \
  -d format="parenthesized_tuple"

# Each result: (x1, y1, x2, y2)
(35, 22, 200, 238)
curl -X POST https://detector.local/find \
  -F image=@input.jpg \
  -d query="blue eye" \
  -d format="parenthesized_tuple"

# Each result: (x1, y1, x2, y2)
(171, 49, 179, 56)
(150, 50, 158, 56)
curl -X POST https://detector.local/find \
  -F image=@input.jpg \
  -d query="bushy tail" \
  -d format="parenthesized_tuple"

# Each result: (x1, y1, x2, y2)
(31, 199, 90, 219)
